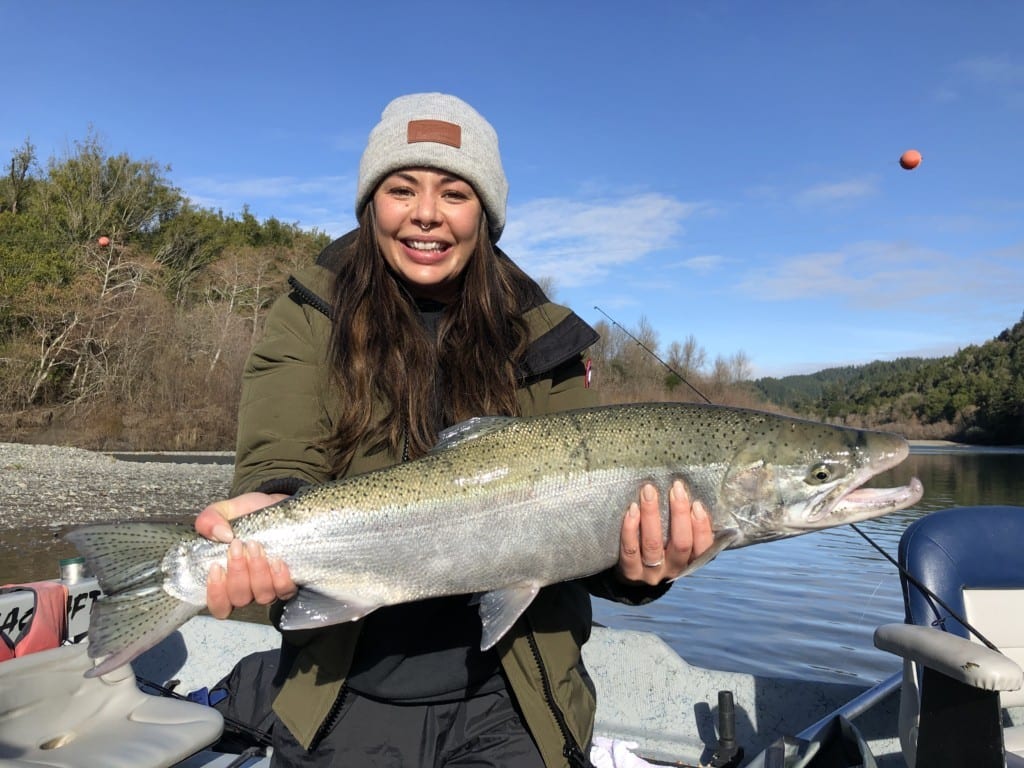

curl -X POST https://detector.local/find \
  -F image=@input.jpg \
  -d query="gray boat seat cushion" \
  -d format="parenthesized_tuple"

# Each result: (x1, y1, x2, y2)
(0, 642, 223, 767)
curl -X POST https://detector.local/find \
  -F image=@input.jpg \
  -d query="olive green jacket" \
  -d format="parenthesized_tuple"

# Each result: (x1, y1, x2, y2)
(231, 238, 665, 767)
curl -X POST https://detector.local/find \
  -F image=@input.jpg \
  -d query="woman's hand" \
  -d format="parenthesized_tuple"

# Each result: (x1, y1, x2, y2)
(616, 480, 715, 585)
(195, 492, 298, 618)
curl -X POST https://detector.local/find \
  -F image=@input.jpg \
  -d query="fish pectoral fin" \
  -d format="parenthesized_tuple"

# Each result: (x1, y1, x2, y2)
(476, 583, 541, 651)
(278, 587, 378, 630)
(671, 529, 741, 580)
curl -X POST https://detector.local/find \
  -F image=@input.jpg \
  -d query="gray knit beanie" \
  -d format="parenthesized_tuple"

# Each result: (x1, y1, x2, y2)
(356, 93, 508, 242)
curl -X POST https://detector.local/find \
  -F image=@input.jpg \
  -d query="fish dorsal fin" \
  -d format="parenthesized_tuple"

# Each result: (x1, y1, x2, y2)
(476, 582, 541, 650)
(432, 416, 517, 453)
(278, 587, 379, 630)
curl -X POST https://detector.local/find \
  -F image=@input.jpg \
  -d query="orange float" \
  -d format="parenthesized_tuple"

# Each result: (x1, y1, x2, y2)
(899, 150, 921, 170)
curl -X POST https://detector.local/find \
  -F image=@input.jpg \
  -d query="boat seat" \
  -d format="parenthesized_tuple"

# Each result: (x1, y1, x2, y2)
(0, 642, 223, 767)
(874, 505, 1024, 768)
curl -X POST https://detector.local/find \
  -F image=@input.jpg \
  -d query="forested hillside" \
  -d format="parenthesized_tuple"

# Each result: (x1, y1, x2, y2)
(0, 133, 329, 448)
(752, 317, 1024, 443)
(2, 133, 1020, 448)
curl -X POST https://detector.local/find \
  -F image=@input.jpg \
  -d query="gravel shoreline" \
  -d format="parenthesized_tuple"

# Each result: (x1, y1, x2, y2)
(0, 442, 234, 530)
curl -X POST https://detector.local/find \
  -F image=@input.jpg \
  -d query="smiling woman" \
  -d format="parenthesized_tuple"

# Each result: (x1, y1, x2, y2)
(372, 168, 481, 302)
(188, 92, 717, 768)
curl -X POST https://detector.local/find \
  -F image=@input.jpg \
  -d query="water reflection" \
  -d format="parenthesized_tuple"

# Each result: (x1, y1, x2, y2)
(879, 450, 1024, 511)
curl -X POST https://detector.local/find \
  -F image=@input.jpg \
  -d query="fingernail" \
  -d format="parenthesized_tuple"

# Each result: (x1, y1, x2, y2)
(628, 502, 640, 518)
(209, 564, 225, 583)
(212, 524, 234, 543)
(269, 558, 283, 574)
(245, 541, 262, 559)
(692, 500, 708, 520)
(642, 484, 655, 503)
(229, 539, 244, 559)
(670, 480, 685, 501)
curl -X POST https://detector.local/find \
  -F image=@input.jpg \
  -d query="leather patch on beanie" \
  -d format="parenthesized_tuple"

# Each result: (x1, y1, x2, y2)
(407, 120, 462, 148)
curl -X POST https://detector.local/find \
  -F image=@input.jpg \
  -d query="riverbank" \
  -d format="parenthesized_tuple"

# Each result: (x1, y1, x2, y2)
(0, 442, 232, 541)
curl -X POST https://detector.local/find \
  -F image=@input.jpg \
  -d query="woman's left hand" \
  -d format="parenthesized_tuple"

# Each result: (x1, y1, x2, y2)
(616, 480, 715, 585)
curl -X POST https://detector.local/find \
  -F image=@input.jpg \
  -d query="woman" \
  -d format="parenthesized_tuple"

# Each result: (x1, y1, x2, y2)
(196, 93, 714, 767)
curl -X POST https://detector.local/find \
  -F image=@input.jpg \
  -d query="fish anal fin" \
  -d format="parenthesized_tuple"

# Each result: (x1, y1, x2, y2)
(278, 587, 379, 631)
(672, 528, 741, 580)
(477, 583, 541, 650)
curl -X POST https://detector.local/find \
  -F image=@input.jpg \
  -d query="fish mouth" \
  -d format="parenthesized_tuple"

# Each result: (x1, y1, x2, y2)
(829, 476, 924, 522)
(835, 479, 925, 520)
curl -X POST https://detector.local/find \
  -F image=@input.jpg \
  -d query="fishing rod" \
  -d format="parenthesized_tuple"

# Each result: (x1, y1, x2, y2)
(593, 306, 713, 405)
(592, 306, 1002, 653)
(847, 524, 999, 650)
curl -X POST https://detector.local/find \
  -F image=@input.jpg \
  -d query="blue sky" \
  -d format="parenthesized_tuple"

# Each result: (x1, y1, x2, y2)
(4, 1, 1023, 377)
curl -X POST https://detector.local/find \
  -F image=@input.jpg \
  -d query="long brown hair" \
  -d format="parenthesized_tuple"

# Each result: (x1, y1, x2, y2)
(325, 204, 535, 476)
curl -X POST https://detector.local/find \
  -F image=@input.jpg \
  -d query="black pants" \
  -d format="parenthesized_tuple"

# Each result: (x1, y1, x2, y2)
(271, 687, 547, 768)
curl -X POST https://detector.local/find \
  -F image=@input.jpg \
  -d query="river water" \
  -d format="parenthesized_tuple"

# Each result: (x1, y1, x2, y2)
(593, 445, 1024, 685)
(3, 444, 1022, 685)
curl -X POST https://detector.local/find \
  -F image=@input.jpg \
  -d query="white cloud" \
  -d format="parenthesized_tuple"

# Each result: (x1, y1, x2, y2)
(795, 177, 877, 205)
(180, 174, 356, 235)
(678, 254, 725, 273)
(185, 175, 350, 200)
(733, 239, 1024, 324)
(955, 54, 1023, 87)
(500, 193, 705, 287)
(937, 54, 1024, 107)
(734, 241, 956, 307)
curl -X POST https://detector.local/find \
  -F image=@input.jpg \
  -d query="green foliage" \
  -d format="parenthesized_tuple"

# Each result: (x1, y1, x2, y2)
(37, 129, 184, 246)
(0, 139, 39, 214)
(753, 314, 1024, 444)
(0, 210, 75, 330)
(0, 130, 330, 447)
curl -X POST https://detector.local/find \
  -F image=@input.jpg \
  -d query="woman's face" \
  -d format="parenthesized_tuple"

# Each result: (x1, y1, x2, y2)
(372, 167, 482, 302)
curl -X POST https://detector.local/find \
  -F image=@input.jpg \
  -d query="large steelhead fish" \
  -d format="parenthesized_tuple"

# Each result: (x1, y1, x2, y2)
(67, 402, 923, 677)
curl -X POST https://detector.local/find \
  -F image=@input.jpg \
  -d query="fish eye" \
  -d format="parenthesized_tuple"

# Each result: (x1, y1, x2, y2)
(808, 463, 835, 484)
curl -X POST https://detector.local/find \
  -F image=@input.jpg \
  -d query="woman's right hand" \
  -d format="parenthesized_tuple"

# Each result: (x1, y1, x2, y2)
(195, 492, 298, 618)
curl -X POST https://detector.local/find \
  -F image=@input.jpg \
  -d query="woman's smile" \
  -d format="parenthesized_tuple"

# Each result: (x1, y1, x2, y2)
(373, 168, 482, 301)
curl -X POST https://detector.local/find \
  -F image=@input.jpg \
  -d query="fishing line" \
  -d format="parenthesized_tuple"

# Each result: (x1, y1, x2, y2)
(593, 306, 713, 405)
(848, 523, 999, 651)
(593, 306, 1003, 653)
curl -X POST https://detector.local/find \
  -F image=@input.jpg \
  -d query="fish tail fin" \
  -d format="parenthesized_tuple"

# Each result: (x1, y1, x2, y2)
(65, 522, 203, 678)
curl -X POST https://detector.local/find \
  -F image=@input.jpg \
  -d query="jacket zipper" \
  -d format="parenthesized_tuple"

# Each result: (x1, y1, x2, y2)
(288, 275, 334, 319)
(309, 684, 349, 752)
(525, 628, 589, 768)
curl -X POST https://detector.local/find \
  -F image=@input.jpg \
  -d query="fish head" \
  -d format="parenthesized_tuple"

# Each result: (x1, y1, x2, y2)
(718, 417, 923, 545)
